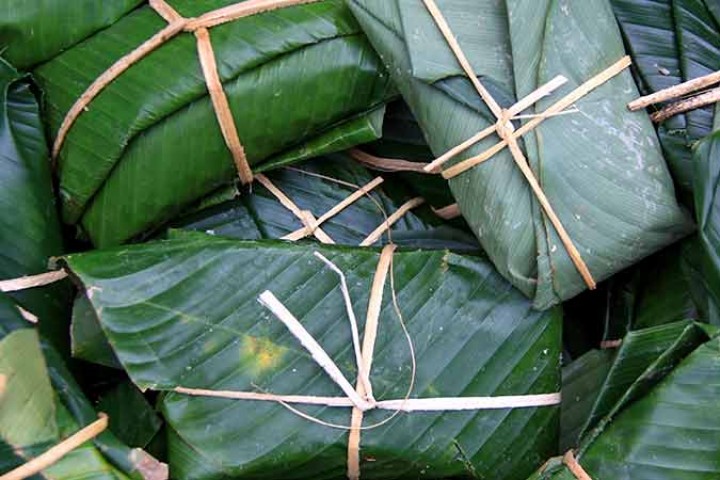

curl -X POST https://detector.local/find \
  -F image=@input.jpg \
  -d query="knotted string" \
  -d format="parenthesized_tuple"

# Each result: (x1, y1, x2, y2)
(174, 247, 561, 479)
(52, 0, 324, 185)
(421, 0, 634, 290)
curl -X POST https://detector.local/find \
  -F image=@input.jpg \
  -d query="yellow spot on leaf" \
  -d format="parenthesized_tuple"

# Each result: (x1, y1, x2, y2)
(240, 336, 287, 374)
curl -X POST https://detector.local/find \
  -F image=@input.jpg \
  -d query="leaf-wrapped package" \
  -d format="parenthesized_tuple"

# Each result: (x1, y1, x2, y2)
(64, 236, 561, 479)
(348, 0, 692, 309)
(36, 0, 394, 247)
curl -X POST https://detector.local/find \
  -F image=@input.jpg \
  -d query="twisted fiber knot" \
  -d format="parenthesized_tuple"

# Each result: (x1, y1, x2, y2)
(495, 109, 515, 141)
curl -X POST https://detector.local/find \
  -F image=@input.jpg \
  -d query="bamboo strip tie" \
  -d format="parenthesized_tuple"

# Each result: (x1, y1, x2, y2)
(52, 0, 324, 184)
(0, 414, 109, 480)
(255, 173, 335, 244)
(432, 203, 461, 220)
(173, 248, 561, 479)
(349, 149, 432, 174)
(0, 270, 68, 293)
(563, 450, 594, 480)
(439, 57, 631, 179)
(359, 197, 425, 246)
(420, 0, 634, 290)
(282, 176, 385, 242)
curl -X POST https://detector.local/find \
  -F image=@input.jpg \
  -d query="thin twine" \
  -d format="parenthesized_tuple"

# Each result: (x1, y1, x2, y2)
(260, 167, 425, 247)
(251, 248, 417, 433)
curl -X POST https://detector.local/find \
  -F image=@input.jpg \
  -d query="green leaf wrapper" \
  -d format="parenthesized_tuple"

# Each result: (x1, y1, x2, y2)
(64, 236, 561, 479)
(347, 0, 692, 309)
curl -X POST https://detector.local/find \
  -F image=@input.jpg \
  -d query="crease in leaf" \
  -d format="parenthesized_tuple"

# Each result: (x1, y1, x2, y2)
(64, 236, 562, 479)
(348, 0, 692, 309)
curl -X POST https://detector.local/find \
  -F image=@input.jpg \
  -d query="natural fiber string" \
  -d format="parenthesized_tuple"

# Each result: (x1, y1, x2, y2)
(628, 69, 720, 111)
(174, 248, 560, 478)
(282, 177, 384, 242)
(0, 414, 109, 480)
(349, 149, 432, 174)
(194, 26, 253, 183)
(563, 450, 594, 480)
(255, 173, 335, 243)
(359, 198, 425, 247)
(51, 0, 324, 184)
(439, 56, 632, 179)
(421, 0, 634, 290)
(0, 270, 67, 293)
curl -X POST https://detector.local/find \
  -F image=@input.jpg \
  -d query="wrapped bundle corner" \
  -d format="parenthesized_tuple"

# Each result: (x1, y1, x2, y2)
(347, 0, 694, 309)
(35, 0, 395, 247)
(64, 236, 562, 479)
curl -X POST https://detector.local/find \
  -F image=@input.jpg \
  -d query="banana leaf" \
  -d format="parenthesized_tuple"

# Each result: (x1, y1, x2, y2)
(71, 293, 122, 369)
(0, 1, 144, 69)
(170, 153, 479, 251)
(35, 0, 395, 247)
(0, 309, 167, 479)
(692, 127, 720, 322)
(561, 320, 709, 451)
(0, 57, 72, 351)
(611, 0, 720, 201)
(347, 0, 692, 309)
(533, 332, 720, 480)
(359, 100, 458, 208)
(97, 382, 163, 450)
(597, 123, 720, 340)
(63, 235, 562, 479)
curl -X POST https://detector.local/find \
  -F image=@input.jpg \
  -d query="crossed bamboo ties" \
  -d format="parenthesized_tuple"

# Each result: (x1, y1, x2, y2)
(421, 0, 634, 290)
(255, 172, 425, 246)
(175, 246, 561, 480)
(52, 0, 326, 185)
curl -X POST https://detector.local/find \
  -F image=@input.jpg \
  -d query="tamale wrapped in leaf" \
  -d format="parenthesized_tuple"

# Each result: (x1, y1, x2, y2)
(347, 0, 692, 309)
(36, 0, 394, 247)
(64, 236, 562, 479)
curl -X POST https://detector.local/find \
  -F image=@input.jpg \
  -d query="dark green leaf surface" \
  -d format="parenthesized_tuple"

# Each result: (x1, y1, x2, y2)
(0, 57, 71, 349)
(71, 293, 122, 369)
(534, 336, 720, 479)
(611, 0, 720, 199)
(0, 294, 166, 479)
(0, 1, 143, 69)
(348, 0, 692, 309)
(97, 382, 163, 449)
(360, 100, 457, 208)
(171, 154, 479, 252)
(692, 129, 720, 323)
(35, 0, 394, 247)
(579, 321, 709, 443)
(65, 236, 561, 479)
(561, 321, 709, 452)
(559, 349, 614, 452)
